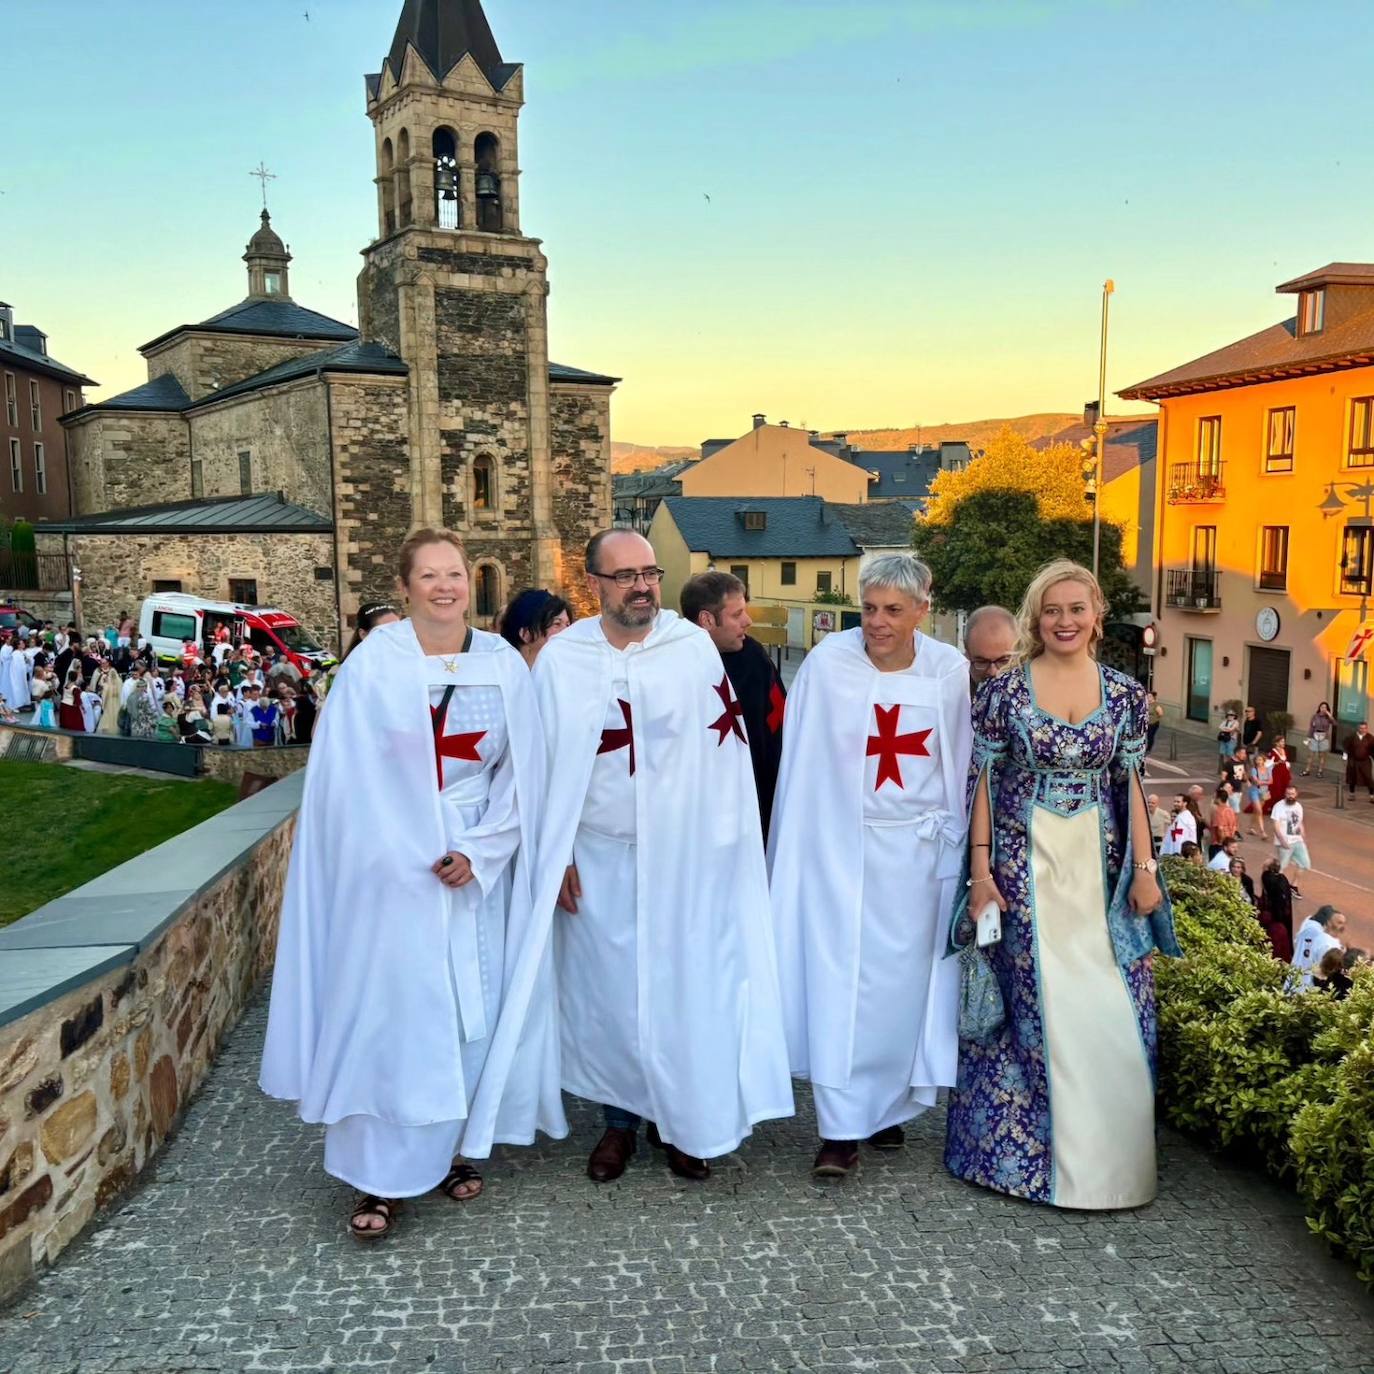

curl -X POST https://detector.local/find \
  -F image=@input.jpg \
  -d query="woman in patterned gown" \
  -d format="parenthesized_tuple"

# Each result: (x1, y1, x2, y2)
(945, 560, 1180, 1209)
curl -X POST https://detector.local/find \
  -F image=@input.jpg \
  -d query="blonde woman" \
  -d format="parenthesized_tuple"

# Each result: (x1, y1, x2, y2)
(946, 559, 1180, 1210)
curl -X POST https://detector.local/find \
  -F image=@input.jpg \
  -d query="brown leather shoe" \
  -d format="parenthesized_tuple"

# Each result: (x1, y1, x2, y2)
(587, 1127, 637, 1183)
(867, 1125, 905, 1151)
(812, 1139, 860, 1178)
(646, 1123, 710, 1181)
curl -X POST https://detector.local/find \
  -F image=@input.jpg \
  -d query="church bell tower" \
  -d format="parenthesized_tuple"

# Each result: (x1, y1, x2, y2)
(358, 0, 559, 594)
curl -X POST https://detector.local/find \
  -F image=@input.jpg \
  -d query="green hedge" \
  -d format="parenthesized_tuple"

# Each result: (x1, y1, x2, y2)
(1157, 859, 1374, 1286)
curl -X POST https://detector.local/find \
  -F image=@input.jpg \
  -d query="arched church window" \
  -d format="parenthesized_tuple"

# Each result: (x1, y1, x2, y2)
(474, 132, 502, 232)
(433, 128, 460, 230)
(475, 563, 501, 621)
(380, 138, 396, 235)
(396, 128, 413, 227)
(472, 454, 494, 510)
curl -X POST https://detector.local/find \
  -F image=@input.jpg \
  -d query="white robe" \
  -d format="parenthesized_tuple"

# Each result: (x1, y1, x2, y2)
(769, 628, 972, 1138)
(1159, 808, 1196, 856)
(1, 644, 31, 711)
(532, 610, 794, 1158)
(260, 621, 566, 1193)
(80, 691, 102, 734)
(1293, 917, 1341, 988)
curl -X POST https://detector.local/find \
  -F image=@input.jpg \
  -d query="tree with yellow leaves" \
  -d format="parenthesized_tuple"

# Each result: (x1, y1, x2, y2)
(922, 426, 1094, 526)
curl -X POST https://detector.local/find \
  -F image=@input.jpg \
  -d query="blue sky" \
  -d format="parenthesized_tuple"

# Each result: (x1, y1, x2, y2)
(5, 0, 1372, 443)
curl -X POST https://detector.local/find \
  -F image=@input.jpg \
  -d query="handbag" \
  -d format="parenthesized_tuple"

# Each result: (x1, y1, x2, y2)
(958, 942, 1006, 1044)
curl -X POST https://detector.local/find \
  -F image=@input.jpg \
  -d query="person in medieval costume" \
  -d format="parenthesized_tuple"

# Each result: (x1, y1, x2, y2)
(945, 560, 1180, 1210)
(1, 641, 31, 713)
(97, 662, 123, 734)
(769, 554, 972, 1177)
(58, 668, 86, 731)
(533, 530, 793, 1185)
(260, 529, 564, 1241)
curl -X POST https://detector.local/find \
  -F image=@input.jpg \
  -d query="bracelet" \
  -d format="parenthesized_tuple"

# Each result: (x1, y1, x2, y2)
(966, 875, 995, 888)
(971, 842, 991, 849)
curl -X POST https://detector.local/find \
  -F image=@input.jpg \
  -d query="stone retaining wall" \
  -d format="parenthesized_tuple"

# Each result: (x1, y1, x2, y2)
(199, 742, 310, 787)
(0, 777, 301, 1301)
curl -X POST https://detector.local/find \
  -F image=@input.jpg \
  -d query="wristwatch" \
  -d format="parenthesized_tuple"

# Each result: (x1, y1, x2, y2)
(1132, 858, 1158, 875)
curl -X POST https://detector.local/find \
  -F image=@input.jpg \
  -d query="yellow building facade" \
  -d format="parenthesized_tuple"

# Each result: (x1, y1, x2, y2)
(679, 422, 872, 503)
(1121, 263, 1374, 739)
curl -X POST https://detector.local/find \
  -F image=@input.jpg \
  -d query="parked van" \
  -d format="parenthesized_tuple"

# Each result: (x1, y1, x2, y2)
(137, 593, 336, 673)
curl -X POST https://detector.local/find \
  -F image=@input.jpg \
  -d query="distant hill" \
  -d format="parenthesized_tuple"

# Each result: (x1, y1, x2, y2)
(828, 414, 1082, 453)
(611, 441, 697, 474)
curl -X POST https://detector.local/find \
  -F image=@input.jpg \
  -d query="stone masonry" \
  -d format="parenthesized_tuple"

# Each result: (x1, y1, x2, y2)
(67, 412, 192, 514)
(550, 382, 614, 614)
(0, 815, 294, 1300)
(146, 333, 330, 404)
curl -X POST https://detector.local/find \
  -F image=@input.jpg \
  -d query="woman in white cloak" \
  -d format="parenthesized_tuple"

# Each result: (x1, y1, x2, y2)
(1, 642, 31, 712)
(260, 528, 565, 1240)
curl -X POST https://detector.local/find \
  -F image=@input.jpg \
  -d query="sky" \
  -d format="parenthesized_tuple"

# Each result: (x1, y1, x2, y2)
(5, 0, 1373, 446)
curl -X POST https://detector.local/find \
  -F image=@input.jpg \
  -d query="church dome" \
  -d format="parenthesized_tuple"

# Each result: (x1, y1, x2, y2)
(247, 210, 287, 257)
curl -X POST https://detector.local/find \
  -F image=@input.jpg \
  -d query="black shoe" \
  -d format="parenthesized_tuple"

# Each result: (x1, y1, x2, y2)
(646, 1122, 710, 1180)
(811, 1139, 860, 1178)
(587, 1127, 637, 1183)
(867, 1125, 905, 1151)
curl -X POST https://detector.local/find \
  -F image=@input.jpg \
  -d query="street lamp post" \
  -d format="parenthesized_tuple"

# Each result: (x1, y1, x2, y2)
(1092, 279, 1115, 581)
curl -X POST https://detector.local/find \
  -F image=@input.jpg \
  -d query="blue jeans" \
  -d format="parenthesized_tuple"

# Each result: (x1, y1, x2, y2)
(603, 1105, 642, 1132)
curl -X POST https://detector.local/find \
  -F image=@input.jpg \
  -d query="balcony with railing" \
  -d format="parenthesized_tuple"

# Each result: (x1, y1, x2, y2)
(1167, 461, 1226, 503)
(1165, 567, 1222, 611)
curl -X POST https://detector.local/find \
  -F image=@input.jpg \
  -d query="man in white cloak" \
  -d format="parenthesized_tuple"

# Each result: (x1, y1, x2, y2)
(533, 529, 793, 1183)
(1, 641, 31, 712)
(769, 553, 972, 1177)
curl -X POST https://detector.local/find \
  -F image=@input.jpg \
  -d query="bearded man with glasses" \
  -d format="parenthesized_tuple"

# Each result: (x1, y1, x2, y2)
(531, 529, 793, 1184)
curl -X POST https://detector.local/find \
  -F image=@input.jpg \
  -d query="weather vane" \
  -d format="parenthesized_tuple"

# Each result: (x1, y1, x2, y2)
(250, 161, 277, 211)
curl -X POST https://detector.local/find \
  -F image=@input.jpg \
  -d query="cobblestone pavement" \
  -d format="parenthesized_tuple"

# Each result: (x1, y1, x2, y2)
(3, 995, 1372, 1374)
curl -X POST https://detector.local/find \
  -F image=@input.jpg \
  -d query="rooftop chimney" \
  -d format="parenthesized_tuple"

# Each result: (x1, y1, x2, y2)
(833, 432, 848, 446)
(780, 419, 790, 428)
(752, 412, 766, 429)
(1083, 400, 1101, 428)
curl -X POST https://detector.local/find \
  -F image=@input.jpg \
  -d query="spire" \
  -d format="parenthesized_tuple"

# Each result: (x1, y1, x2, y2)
(384, 0, 511, 88)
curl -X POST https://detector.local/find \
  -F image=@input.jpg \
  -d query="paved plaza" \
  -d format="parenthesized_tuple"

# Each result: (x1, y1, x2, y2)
(2, 994, 1372, 1374)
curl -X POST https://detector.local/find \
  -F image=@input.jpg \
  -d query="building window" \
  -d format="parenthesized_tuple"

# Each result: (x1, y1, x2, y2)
(1265, 407, 1295, 474)
(1340, 526, 1373, 597)
(190, 455, 204, 498)
(1192, 525, 1217, 571)
(780, 561, 797, 586)
(3, 373, 15, 426)
(1197, 416, 1222, 475)
(730, 565, 750, 593)
(151, 584, 186, 600)
(264, 272, 282, 295)
(33, 442, 45, 496)
(1298, 289, 1325, 335)
(742, 510, 766, 530)
(816, 571, 833, 594)
(473, 455, 493, 510)
(1258, 526, 1288, 590)
(474, 563, 500, 619)
(8, 437, 21, 492)
(228, 578, 259, 605)
(238, 450, 253, 494)
(314, 565, 334, 581)
(28, 379, 41, 430)
(63, 388, 76, 415)
(1350, 397, 1374, 469)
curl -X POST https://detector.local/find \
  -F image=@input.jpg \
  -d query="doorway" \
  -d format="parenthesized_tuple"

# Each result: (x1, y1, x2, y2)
(1186, 637, 1212, 722)
(1246, 646, 1290, 730)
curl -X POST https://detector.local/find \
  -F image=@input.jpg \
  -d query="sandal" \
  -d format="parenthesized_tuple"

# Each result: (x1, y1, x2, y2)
(438, 1160, 484, 1202)
(349, 1194, 399, 1241)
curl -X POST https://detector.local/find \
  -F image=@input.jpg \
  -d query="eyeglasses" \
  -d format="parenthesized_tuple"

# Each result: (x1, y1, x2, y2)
(969, 654, 1014, 673)
(589, 566, 665, 589)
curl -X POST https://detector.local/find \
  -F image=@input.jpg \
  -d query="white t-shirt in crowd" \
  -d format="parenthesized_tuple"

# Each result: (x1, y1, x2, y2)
(1271, 799, 1304, 848)
(1207, 849, 1235, 872)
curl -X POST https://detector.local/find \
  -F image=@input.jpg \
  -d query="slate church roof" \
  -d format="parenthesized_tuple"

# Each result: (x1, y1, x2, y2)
(38, 492, 333, 536)
(368, 0, 521, 96)
(140, 299, 358, 354)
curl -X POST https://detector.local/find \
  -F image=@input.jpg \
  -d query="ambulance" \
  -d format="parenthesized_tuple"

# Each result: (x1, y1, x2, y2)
(137, 593, 336, 673)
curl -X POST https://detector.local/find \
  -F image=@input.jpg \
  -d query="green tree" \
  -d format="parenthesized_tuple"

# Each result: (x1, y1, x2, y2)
(913, 488, 1142, 620)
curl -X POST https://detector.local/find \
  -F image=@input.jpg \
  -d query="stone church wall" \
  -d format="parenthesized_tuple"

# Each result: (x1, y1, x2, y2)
(65, 413, 192, 515)
(147, 334, 331, 402)
(328, 374, 412, 618)
(62, 533, 338, 651)
(549, 383, 614, 611)
(189, 380, 331, 516)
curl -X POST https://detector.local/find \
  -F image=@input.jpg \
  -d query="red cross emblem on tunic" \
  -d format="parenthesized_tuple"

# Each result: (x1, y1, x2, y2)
(1169, 823, 1185, 846)
(766, 680, 786, 735)
(598, 698, 636, 775)
(709, 674, 746, 746)
(866, 703, 931, 790)
(430, 705, 484, 789)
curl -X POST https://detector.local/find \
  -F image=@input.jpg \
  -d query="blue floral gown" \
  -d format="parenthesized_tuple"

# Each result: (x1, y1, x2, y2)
(944, 662, 1180, 1209)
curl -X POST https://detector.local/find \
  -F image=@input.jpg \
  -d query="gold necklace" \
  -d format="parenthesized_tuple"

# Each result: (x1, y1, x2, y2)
(440, 656, 460, 674)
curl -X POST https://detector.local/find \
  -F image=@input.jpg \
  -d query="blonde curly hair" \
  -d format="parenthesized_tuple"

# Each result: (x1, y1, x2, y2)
(1014, 559, 1106, 663)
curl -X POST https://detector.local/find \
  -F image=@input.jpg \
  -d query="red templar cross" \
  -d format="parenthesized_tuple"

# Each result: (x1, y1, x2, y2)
(430, 706, 485, 788)
(598, 698, 636, 775)
(866, 703, 931, 790)
(709, 674, 747, 747)
(766, 680, 786, 735)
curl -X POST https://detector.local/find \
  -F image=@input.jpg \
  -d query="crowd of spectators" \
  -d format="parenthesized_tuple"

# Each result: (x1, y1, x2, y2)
(0, 618, 319, 747)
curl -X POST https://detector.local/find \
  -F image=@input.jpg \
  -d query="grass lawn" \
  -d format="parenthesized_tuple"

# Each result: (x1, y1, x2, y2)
(0, 761, 239, 928)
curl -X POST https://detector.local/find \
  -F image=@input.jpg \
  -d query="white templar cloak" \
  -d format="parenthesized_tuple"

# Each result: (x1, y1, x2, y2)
(259, 619, 566, 1158)
(768, 628, 972, 1138)
(532, 610, 794, 1158)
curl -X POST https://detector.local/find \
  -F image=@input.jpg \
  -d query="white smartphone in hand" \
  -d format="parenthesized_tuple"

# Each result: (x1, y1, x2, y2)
(975, 900, 1002, 949)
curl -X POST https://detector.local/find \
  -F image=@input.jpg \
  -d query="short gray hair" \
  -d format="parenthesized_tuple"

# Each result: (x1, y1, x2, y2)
(858, 553, 933, 606)
(963, 604, 1016, 650)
